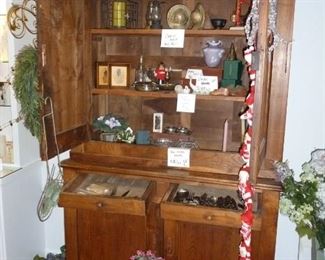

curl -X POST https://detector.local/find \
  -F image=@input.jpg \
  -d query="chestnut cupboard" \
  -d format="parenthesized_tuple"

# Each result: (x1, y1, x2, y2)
(37, 0, 296, 259)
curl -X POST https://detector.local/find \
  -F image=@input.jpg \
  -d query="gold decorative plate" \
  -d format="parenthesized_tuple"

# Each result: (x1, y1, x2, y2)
(167, 4, 191, 29)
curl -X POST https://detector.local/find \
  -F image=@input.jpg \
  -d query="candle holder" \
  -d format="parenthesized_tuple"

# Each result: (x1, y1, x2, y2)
(231, 0, 252, 27)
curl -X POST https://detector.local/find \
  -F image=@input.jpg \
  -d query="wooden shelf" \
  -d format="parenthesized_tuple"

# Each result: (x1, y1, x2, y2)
(91, 88, 246, 102)
(90, 28, 245, 37)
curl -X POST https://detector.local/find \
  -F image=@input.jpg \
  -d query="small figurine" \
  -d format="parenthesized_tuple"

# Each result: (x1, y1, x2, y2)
(154, 62, 166, 84)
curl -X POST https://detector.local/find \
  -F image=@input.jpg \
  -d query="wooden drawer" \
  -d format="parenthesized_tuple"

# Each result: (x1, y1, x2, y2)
(59, 173, 154, 216)
(161, 184, 261, 231)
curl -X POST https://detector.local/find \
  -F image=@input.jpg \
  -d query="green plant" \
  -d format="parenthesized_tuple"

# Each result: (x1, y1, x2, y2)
(92, 113, 129, 134)
(130, 250, 164, 260)
(33, 245, 66, 260)
(274, 149, 325, 249)
(13, 44, 42, 140)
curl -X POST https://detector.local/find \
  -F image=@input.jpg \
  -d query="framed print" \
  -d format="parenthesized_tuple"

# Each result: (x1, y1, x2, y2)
(109, 63, 130, 88)
(96, 62, 109, 87)
(153, 113, 163, 133)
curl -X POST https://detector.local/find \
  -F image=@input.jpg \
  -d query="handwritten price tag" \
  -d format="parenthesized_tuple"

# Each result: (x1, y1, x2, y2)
(167, 147, 190, 168)
(161, 29, 185, 48)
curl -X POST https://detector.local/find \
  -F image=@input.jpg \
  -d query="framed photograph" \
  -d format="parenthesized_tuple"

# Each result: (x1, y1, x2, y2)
(153, 113, 163, 133)
(109, 63, 130, 88)
(96, 62, 109, 87)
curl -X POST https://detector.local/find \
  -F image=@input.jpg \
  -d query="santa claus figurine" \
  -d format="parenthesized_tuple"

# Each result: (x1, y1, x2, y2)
(154, 62, 166, 84)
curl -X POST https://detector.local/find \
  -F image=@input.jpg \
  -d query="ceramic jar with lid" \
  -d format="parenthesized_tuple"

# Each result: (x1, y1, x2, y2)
(203, 40, 225, 67)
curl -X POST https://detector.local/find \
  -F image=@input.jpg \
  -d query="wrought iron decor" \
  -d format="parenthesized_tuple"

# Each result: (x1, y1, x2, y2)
(7, 0, 37, 39)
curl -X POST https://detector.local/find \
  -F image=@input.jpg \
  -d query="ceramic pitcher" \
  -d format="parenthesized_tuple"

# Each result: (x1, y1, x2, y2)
(203, 40, 225, 67)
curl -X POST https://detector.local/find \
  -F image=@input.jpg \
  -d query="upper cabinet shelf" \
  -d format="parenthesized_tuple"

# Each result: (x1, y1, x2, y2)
(90, 28, 246, 38)
(91, 88, 246, 102)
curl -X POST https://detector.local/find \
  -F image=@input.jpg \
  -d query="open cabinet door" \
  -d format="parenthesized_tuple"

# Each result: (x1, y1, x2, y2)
(249, 0, 272, 183)
(37, 0, 94, 159)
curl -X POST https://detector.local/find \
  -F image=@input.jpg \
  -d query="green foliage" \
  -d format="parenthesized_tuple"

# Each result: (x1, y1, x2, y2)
(13, 45, 42, 140)
(33, 245, 66, 260)
(275, 149, 325, 249)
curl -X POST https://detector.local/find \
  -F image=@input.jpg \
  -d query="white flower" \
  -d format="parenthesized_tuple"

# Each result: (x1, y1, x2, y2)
(310, 149, 325, 175)
(300, 170, 318, 183)
(105, 117, 121, 129)
(274, 160, 293, 182)
(317, 183, 325, 219)
(280, 197, 294, 215)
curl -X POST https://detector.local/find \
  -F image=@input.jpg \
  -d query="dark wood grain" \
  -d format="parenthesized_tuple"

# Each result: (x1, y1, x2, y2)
(91, 28, 246, 37)
(40, 0, 295, 258)
(265, 0, 296, 162)
(77, 210, 146, 260)
(249, 0, 271, 183)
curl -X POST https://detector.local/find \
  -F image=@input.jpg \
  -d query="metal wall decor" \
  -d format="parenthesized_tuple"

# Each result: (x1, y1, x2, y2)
(7, 0, 37, 39)
(105, 0, 139, 28)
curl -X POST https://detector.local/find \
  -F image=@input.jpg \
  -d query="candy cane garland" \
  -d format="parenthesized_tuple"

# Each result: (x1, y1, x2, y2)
(238, 0, 286, 257)
(238, 46, 256, 260)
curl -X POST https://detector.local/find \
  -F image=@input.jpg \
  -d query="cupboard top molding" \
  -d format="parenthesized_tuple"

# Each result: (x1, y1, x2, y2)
(90, 28, 246, 37)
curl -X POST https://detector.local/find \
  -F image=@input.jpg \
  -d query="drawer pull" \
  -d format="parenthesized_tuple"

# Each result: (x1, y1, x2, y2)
(205, 215, 214, 221)
(97, 202, 104, 208)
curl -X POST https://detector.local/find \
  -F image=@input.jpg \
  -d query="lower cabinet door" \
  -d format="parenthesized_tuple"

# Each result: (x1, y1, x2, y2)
(161, 184, 261, 260)
(59, 172, 154, 260)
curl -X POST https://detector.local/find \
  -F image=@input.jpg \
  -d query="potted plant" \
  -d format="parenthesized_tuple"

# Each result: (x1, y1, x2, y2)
(275, 149, 325, 250)
(93, 113, 135, 143)
(129, 250, 164, 260)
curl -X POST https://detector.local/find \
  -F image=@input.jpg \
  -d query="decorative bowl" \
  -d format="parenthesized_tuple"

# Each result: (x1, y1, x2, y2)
(134, 82, 159, 92)
(159, 83, 176, 91)
(210, 18, 227, 29)
(176, 127, 192, 135)
(163, 126, 177, 134)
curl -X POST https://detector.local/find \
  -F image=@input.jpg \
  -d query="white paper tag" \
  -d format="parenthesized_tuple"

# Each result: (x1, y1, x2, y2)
(176, 93, 196, 113)
(167, 147, 190, 168)
(190, 76, 218, 95)
(185, 69, 203, 79)
(196, 76, 218, 90)
(160, 29, 185, 48)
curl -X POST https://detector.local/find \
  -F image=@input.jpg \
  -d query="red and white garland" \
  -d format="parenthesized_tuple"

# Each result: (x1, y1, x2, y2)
(238, 45, 256, 260)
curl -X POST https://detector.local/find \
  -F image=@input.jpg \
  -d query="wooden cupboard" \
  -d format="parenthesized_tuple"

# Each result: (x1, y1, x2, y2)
(37, 0, 296, 259)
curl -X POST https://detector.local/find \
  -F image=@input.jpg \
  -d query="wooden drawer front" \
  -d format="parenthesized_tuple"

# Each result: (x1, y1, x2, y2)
(59, 173, 154, 216)
(161, 184, 261, 231)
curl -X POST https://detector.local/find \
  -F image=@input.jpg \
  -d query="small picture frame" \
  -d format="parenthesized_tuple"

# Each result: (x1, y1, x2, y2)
(153, 113, 163, 133)
(109, 63, 130, 88)
(96, 62, 109, 87)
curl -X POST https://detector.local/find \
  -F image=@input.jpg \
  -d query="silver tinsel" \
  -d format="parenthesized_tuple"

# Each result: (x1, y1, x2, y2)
(245, 0, 260, 47)
(245, 0, 287, 53)
(268, 0, 288, 53)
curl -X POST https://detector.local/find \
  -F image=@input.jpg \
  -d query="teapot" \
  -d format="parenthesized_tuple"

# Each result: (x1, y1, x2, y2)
(203, 40, 225, 67)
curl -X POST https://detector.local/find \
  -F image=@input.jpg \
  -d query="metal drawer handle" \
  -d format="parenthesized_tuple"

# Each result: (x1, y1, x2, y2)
(206, 215, 214, 221)
(97, 202, 103, 208)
